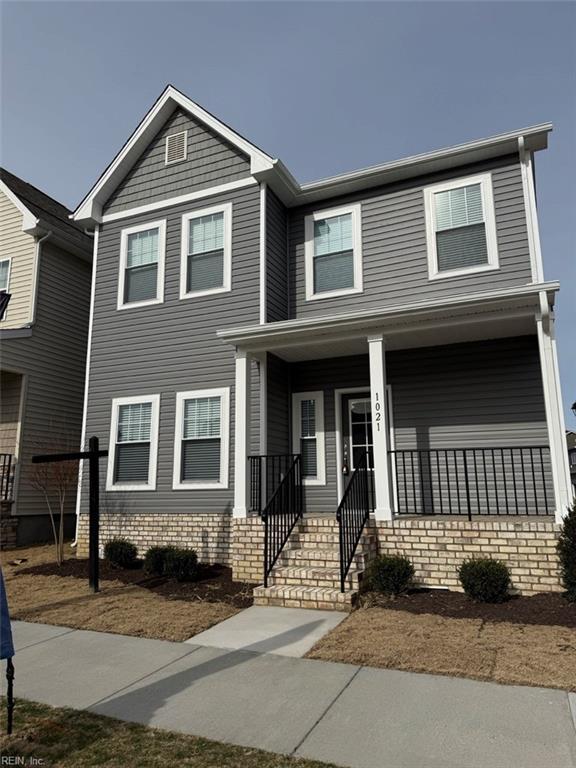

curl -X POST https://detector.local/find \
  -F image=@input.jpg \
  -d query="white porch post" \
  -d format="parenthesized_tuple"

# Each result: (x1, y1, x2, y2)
(536, 300, 573, 522)
(233, 348, 251, 518)
(368, 334, 393, 520)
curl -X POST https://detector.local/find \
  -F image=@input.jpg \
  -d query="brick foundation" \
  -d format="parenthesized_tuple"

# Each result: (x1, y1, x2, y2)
(77, 512, 233, 565)
(374, 517, 561, 595)
(0, 504, 18, 550)
(77, 511, 562, 595)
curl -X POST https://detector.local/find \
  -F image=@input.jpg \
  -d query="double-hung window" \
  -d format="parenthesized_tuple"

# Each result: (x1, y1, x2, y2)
(180, 204, 232, 298)
(118, 220, 166, 308)
(173, 388, 230, 489)
(292, 391, 325, 485)
(107, 395, 160, 490)
(0, 259, 10, 293)
(424, 173, 498, 279)
(304, 204, 362, 300)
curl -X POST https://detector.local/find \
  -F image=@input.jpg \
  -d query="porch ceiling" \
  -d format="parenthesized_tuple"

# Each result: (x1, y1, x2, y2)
(217, 282, 557, 363)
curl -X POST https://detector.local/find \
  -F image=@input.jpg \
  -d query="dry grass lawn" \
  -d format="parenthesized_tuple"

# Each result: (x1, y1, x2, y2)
(0, 698, 335, 768)
(306, 606, 576, 691)
(1, 544, 252, 642)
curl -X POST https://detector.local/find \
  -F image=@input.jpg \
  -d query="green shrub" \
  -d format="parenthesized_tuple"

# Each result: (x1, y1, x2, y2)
(557, 502, 576, 601)
(366, 554, 414, 595)
(104, 538, 138, 569)
(458, 558, 510, 603)
(143, 546, 175, 576)
(164, 548, 199, 582)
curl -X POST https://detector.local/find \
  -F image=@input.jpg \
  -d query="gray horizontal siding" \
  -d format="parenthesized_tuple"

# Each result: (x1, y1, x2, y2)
(266, 353, 290, 455)
(289, 156, 533, 319)
(290, 336, 548, 513)
(266, 189, 289, 322)
(104, 108, 251, 215)
(1, 243, 91, 518)
(82, 183, 261, 516)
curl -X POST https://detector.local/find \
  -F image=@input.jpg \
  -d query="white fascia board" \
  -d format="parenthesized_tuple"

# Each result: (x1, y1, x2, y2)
(0, 180, 40, 232)
(217, 281, 560, 347)
(73, 85, 276, 224)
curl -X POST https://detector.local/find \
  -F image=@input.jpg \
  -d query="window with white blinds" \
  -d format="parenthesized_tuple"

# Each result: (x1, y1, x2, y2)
(180, 204, 232, 298)
(107, 395, 160, 490)
(173, 388, 230, 489)
(305, 204, 362, 300)
(119, 220, 165, 308)
(0, 259, 10, 292)
(292, 391, 325, 485)
(424, 174, 498, 279)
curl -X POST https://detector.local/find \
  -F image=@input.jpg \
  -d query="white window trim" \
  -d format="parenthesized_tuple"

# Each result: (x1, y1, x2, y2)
(0, 257, 12, 322)
(292, 390, 326, 486)
(424, 172, 499, 281)
(304, 203, 363, 301)
(117, 219, 166, 310)
(165, 130, 188, 165)
(179, 203, 232, 300)
(106, 394, 160, 491)
(173, 387, 230, 490)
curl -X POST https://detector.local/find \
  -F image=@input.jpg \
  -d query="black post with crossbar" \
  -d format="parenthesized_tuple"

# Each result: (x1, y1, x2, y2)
(32, 436, 108, 593)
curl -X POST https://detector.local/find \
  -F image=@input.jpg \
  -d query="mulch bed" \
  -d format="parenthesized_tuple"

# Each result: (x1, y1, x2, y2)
(361, 588, 576, 628)
(6, 555, 253, 609)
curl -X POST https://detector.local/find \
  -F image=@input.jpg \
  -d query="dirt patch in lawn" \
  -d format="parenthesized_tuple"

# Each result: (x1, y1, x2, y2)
(0, 698, 336, 768)
(306, 599, 576, 691)
(1, 544, 253, 642)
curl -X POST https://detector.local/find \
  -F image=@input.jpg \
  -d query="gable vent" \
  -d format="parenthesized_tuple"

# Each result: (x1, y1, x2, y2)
(165, 131, 187, 165)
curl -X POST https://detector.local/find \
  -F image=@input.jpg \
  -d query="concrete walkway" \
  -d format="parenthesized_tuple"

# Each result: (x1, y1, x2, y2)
(7, 620, 576, 768)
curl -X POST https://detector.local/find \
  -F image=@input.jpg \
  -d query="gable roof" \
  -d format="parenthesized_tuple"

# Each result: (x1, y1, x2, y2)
(73, 84, 553, 222)
(1, 168, 92, 254)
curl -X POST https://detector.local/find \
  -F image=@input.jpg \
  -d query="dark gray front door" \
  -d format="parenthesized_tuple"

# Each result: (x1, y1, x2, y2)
(341, 391, 373, 490)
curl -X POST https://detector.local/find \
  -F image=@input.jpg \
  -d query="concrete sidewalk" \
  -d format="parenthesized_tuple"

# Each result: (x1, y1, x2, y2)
(6, 620, 576, 768)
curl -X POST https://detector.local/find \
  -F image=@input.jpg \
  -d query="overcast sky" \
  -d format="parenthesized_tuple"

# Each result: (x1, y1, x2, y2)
(2, 1, 575, 425)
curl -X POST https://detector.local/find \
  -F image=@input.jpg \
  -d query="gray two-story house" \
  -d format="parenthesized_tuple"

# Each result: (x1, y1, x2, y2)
(73, 85, 572, 608)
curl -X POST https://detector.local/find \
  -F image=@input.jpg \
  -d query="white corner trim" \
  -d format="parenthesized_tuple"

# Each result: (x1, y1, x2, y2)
(292, 390, 326, 486)
(101, 177, 257, 224)
(74, 225, 99, 534)
(165, 129, 188, 165)
(172, 387, 230, 490)
(424, 172, 499, 281)
(304, 203, 363, 301)
(117, 219, 166, 310)
(518, 138, 545, 283)
(0, 179, 39, 232)
(106, 394, 161, 492)
(259, 182, 267, 324)
(179, 202, 232, 300)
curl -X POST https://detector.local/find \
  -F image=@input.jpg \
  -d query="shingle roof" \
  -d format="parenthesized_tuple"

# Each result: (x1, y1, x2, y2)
(1, 167, 92, 253)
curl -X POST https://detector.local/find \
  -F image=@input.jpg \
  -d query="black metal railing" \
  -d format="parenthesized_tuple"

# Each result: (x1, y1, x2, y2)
(390, 446, 553, 519)
(0, 454, 15, 501)
(249, 454, 300, 514)
(337, 451, 372, 592)
(261, 455, 303, 587)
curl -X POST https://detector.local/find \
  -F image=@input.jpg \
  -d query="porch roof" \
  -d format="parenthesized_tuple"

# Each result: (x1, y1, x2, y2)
(217, 282, 559, 362)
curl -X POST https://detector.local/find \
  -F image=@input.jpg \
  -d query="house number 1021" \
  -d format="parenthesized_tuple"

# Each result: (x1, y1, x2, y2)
(373, 391, 382, 432)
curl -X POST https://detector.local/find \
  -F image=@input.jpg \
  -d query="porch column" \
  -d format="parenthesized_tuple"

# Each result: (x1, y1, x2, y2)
(368, 334, 393, 520)
(536, 302, 573, 521)
(233, 348, 251, 518)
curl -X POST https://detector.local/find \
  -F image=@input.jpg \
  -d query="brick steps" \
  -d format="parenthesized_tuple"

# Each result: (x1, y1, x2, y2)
(253, 516, 374, 611)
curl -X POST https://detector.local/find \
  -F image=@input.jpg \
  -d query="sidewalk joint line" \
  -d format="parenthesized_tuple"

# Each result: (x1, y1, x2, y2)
(86, 646, 203, 710)
(290, 664, 363, 757)
(15, 626, 78, 652)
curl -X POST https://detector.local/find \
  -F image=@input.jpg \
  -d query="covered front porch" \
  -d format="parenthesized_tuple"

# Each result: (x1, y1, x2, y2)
(221, 284, 572, 526)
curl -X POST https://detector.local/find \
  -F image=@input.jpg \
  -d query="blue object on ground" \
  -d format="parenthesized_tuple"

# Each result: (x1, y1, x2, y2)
(0, 566, 15, 659)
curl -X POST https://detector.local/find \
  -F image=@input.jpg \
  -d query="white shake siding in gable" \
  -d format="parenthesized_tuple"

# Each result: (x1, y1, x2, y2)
(289, 157, 533, 319)
(80, 182, 261, 516)
(104, 109, 252, 215)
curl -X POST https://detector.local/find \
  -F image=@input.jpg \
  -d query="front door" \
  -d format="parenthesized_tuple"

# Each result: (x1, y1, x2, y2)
(341, 393, 373, 490)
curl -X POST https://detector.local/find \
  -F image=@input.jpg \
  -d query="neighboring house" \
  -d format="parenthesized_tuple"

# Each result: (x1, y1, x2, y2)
(567, 431, 576, 493)
(0, 169, 92, 547)
(73, 85, 573, 607)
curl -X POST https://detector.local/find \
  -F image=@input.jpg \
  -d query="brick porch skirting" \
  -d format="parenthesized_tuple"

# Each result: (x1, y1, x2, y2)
(77, 513, 561, 595)
(373, 517, 562, 595)
(0, 504, 18, 550)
